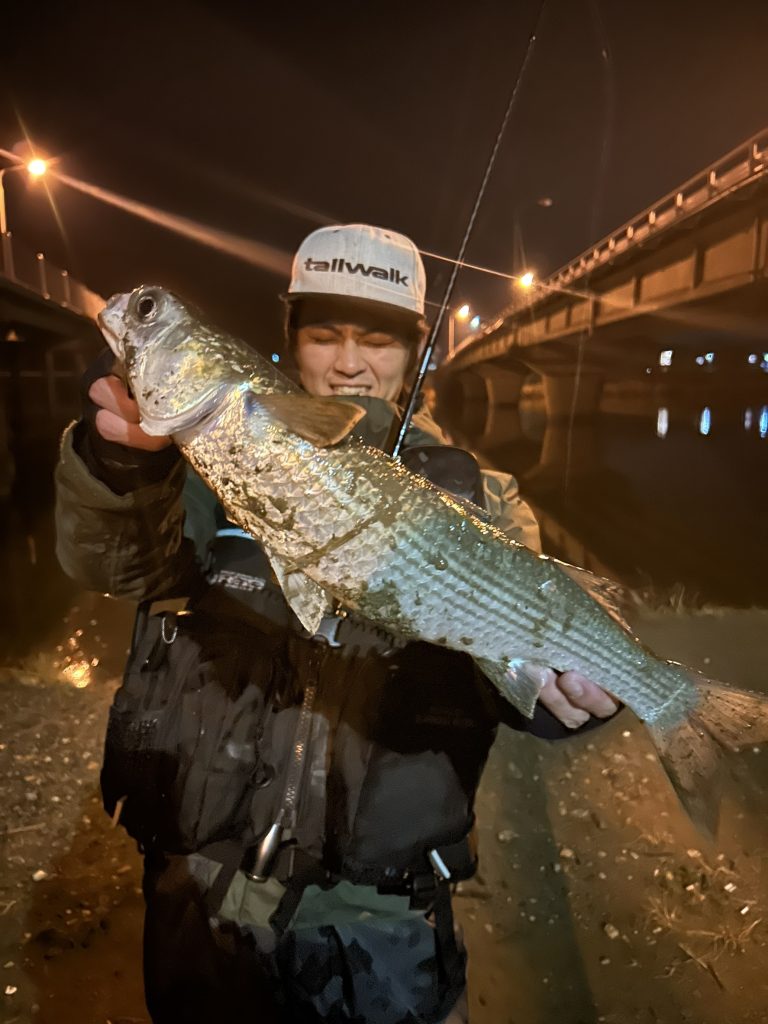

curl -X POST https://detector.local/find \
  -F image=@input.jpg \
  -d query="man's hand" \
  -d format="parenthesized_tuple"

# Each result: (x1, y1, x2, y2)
(89, 376, 171, 452)
(532, 667, 620, 729)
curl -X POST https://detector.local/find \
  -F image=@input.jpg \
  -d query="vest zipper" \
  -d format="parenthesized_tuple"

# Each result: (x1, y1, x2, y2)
(246, 645, 324, 881)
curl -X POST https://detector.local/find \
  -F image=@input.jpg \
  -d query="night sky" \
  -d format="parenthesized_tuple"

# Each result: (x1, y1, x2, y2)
(3, 0, 768, 352)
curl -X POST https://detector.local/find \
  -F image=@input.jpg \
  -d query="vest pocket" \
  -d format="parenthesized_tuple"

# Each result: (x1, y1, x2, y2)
(101, 611, 279, 852)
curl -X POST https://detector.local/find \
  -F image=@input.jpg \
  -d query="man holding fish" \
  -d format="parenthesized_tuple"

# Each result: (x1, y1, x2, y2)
(55, 224, 623, 1023)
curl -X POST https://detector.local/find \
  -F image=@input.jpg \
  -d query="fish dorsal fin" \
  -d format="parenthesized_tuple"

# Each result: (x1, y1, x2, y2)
(253, 392, 366, 447)
(555, 561, 630, 630)
(265, 548, 332, 635)
(441, 492, 492, 523)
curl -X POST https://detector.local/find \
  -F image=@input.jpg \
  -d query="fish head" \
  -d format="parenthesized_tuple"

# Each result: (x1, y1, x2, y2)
(98, 284, 243, 436)
(100, 285, 185, 367)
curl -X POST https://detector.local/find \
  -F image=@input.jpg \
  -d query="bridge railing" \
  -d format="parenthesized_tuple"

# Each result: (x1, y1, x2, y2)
(449, 127, 768, 361)
(0, 230, 104, 321)
(550, 127, 768, 289)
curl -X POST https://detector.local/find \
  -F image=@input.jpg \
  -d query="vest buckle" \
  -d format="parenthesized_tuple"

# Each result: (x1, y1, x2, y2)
(312, 610, 347, 647)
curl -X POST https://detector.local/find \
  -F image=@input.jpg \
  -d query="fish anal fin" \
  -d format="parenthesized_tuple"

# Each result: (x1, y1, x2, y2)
(253, 392, 366, 447)
(476, 657, 550, 719)
(262, 545, 331, 635)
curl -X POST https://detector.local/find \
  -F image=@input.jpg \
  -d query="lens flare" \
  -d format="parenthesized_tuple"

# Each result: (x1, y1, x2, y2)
(27, 158, 47, 177)
(54, 171, 291, 276)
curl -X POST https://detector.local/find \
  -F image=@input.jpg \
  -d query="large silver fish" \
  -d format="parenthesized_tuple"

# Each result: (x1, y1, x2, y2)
(99, 284, 768, 831)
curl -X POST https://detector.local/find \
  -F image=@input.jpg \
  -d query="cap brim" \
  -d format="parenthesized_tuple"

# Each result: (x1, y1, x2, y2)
(281, 291, 424, 325)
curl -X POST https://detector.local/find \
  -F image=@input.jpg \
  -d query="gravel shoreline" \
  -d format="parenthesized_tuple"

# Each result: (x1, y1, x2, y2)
(2, 599, 767, 1023)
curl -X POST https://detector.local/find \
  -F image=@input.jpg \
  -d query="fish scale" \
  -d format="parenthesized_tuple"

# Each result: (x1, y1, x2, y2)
(184, 377, 687, 723)
(98, 284, 768, 834)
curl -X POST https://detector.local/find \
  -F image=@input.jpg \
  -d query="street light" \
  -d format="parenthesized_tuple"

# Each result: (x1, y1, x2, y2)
(0, 155, 48, 236)
(27, 158, 48, 178)
(511, 197, 553, 294)
(447, 303, 471, 358)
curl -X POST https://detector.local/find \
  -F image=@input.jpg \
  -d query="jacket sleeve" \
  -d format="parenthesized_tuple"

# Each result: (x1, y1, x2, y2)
(480, 469, 542, 553)
(54, 422, 205, 601)
(404, 405, 542, 553)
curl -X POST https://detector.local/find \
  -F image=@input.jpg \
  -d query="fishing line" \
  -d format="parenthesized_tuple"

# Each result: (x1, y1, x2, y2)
(563, 0, 615, 494)
(420, 248, 531, 284)
(423, 246, 635, 307)
(390, 0, 549, 458)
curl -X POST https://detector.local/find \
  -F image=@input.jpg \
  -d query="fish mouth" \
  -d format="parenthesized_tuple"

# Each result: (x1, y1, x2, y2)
(97, 292, 130, 361)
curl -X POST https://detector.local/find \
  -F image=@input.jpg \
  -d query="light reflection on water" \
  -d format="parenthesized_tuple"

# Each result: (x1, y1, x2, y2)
(441, 393, 768, 605)
(655, 405, 768, 439)
(656, 407, 669, 439)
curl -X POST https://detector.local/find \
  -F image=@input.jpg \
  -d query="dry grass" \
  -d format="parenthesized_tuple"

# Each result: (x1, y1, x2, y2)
(644, 846, 764, 984)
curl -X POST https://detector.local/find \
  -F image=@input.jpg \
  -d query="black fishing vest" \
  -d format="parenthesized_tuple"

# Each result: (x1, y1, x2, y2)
(101, 446, 500, 897)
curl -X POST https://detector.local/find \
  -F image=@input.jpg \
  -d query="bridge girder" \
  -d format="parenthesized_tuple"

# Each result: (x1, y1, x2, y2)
(446, 166, 768, 382)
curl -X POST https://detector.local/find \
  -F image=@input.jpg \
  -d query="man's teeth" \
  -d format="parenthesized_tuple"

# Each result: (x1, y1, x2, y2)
(333, 386, 369, 395)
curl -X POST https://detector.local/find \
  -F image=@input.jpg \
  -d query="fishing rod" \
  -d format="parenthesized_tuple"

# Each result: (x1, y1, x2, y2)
(390, 1, 547, 458)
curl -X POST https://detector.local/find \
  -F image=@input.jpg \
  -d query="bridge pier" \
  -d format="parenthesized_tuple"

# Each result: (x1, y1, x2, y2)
(531, 418, 601, 483)
(436, 364, 527, 443)
(474, 364, 526, 407)
(524, 373, 603, 488)
(474, 366, 527, 445)
(542, 373, 604, 420)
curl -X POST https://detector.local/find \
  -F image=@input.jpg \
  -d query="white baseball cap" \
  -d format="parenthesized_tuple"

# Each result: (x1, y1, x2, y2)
(286, 224, 426, 318)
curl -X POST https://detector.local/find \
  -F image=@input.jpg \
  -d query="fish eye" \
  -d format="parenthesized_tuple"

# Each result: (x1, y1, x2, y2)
(136, 293, 158, 321)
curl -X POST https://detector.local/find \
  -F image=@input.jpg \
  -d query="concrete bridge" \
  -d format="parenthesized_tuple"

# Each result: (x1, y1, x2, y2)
(439, 127, 768, 423)
(0, 230, 104, 495)
(0, 229, 103, 422)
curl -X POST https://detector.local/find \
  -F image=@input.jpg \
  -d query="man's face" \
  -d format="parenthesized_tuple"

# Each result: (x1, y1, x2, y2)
(293, 298, 415, 401)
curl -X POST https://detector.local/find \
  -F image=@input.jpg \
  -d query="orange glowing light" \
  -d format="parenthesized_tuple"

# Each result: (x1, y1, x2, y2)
(26, 158, 48, 178)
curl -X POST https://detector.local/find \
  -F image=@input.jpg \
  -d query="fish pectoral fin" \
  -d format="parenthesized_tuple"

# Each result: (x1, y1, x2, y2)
(554, 561, 630, 630)
(475, 657, 549, 719)
(268, 554, 332, 635)
(253, 393, 367, 447)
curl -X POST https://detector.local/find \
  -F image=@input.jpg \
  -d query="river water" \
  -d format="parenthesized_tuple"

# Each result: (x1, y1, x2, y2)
(437, 382, 768, 608)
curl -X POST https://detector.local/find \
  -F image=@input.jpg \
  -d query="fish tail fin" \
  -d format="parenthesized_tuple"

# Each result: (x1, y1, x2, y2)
(647, 675, 768, 837)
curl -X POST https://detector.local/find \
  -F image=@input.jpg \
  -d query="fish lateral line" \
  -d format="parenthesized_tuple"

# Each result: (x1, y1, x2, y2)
(280, 497, 401, 576)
